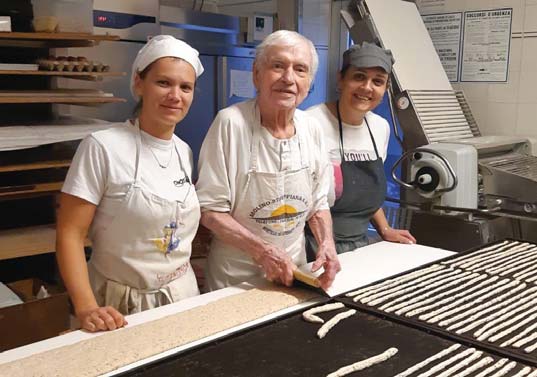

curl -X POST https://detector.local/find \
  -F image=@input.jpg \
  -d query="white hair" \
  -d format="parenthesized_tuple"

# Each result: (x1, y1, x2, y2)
(255, 30, 319, 79)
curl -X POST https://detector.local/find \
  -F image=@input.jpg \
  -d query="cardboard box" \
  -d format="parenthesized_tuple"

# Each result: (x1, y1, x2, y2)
(0, 279, 69, 351)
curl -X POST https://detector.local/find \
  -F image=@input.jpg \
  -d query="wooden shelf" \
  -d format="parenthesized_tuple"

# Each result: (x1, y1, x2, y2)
(0, 182, 63, 198)
(0, 70, 125, 81)
(0, 32, 120, 48)
(0, 97, 126, 105)
(0, 224, 91, 260)
(0, 160, 71, 173)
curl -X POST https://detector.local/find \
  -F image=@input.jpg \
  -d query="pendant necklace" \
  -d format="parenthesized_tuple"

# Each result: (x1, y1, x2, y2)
(148, 145, 174, 169)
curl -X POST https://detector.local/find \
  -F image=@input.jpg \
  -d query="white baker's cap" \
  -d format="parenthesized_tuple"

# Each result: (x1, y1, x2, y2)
(130, 35, 204, 100)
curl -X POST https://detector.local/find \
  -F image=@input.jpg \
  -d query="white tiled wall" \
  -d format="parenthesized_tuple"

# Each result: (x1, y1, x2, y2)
(418, 0, 537, 138)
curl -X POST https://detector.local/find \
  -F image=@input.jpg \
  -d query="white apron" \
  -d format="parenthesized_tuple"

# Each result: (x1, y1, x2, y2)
(206, 117, 314, 290)
(88, 122, 200, 314)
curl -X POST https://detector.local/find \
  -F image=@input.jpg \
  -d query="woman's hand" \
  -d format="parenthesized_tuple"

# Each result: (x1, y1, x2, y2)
(381, 227, 416, 244)
(312, 242, 341, 290)
(77, 306, 127, 332)
(253, 244, 297, 287)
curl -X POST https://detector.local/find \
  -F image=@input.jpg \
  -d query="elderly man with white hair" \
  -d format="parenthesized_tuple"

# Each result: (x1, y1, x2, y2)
(197, 30, 341, 291)
(56, 35, 204, 332)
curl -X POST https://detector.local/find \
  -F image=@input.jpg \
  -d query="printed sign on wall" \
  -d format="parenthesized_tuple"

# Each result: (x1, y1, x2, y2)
(461, 9, 512, 82)
(423, 12, 463, 82)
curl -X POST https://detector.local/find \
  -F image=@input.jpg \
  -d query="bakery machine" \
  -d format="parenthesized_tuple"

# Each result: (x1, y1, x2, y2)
(341, 0, 537, 251)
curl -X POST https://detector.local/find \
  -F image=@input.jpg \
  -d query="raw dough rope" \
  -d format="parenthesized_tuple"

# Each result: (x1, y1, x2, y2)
(317, 309, 356, 339)
(445, 284, 533, 331)
(345, 265, 445, 300)
(415, 348, 476, 377)
(474, 358, 509, 377)
(325, 347, 398, 377)
(302, 302, 345, 324)
(393, 344, 461, 377)
(434, 351, 484, 377)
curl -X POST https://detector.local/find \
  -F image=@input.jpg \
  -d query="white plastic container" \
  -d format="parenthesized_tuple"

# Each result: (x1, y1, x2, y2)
(31, 0, 93, 33)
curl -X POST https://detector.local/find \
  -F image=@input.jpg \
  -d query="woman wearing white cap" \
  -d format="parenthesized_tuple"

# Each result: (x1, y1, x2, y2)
(305, 42, 415, 255)
(56, 35, 204, 332)
(196, 30, 340, 291)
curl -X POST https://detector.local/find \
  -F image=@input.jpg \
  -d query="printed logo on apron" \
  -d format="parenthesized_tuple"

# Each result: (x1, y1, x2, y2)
(249, 194, 309, 236)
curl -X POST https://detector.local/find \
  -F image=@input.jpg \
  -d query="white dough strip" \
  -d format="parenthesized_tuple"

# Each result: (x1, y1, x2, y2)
(317, 309, 356, 339)
(472, 296, 537, 336)
(325, 347, 398, 377)
(359, 268, 453, 304)
(455, 242, 527, 269)
(445, 240, 511, 266)
(302, 302, 345, 324)
(424, 278, 510, 323)
(393, 344, 461, 377)
(434, 351, 484, 377)
(445, 284, 533, 331)
(500, 258, 537, 277)
(486, 361, 517, 377)
(416, 348, 476, 377)
(344, 264, 445, 299)
(451, 242, 522, 269)
(476, 304, 537, 341)
(463, 244, 533, 271)
(512, 331, 537, 348)
(439, 282, 526, 327)
(491, 252, 537, 276)
(380, 272, 476, 313)
(395, 274, 492, 317)
(452, 287, 537, 334)
(501, 320, 537, 347)
(408, 275, 499, 319)
(479, 246, 537, 274)
(511, 367, 532, 377)
(524, 340, 537, 353)
(365, 269, 466, 306)
(457, 357, 495, 377)
(526, 370, 537, 377)
(488, 312, 537, 342)
(474, 358, 509, 377)
(514, 268, 537, 280)
(525, 274, 537, 283)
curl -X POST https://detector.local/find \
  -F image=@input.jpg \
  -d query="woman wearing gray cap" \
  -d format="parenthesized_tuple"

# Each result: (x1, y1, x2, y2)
(305, 42, 416, 255)
(56, 35, 204, 332)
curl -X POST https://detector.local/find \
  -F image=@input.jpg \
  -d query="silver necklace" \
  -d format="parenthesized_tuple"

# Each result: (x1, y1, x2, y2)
(148, 145, 174, 169)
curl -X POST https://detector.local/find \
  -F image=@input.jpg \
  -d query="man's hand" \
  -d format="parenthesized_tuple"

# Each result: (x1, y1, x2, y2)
(311, 242, 341, 290)
(253, 243, 297, 286)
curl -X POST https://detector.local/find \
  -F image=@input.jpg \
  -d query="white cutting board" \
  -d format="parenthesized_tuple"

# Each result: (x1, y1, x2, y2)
(298, 241, 454, 297)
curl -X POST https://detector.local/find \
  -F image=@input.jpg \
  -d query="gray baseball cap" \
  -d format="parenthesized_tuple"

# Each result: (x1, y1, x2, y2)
(342, 42, 395, 74)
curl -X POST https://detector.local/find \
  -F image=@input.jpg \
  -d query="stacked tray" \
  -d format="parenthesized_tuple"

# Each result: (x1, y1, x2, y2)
(338, 239, 537, 367)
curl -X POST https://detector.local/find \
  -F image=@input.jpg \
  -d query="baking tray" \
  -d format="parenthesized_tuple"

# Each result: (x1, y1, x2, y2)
(116, 304, 530, 377)
(336, 238, 537, 367)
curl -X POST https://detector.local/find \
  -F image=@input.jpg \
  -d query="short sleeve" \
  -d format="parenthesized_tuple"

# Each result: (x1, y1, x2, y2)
(307, 117, 331, 215)
(61, 135, 108, 205)
(196, 112, 232, 212)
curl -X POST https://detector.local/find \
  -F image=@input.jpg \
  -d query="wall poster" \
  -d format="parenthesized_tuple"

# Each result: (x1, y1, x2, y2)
(422, 12, 463, 82)
(461, 8, 512, 82)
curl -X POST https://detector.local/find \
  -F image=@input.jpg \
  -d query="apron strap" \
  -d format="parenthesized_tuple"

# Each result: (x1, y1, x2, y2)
(364, 117, 381, 160)
(336, 102, 381, 161)
(133, 119, 143, 185)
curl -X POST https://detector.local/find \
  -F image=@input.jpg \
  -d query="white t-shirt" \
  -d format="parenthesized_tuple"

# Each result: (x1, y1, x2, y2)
(62, 121, 195, 235)
(196, 99, 330, 217)
(305, 103, 390, 206)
